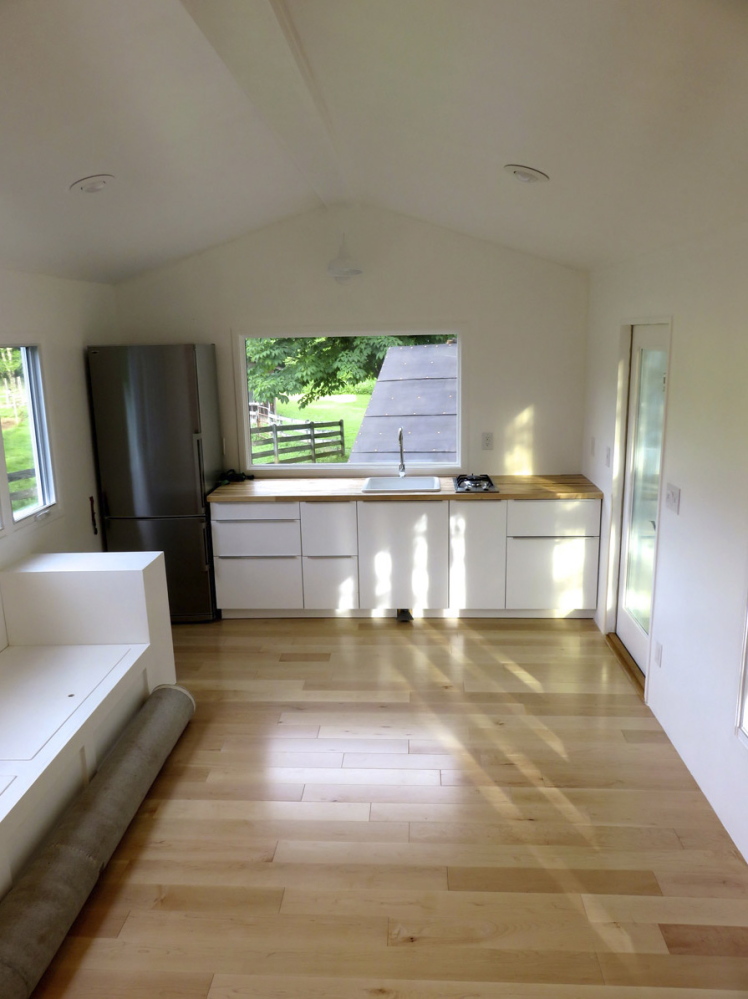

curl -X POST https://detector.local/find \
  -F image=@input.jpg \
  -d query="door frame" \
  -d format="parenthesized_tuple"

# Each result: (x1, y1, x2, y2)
(603, 317, 672, 691)
(737, 601, 748, 747)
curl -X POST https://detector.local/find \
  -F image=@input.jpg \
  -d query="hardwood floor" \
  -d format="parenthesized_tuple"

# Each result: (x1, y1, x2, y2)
(32, 618, 748, 998)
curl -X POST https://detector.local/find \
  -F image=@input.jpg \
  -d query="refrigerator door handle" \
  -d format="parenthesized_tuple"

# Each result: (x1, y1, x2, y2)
(192, 433, 205, 510)
(201, 520, 210, 572)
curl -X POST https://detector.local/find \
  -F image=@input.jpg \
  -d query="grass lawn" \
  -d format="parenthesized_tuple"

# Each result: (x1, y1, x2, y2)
(1, 415, 38, 511)
(2, 417, 32, 470)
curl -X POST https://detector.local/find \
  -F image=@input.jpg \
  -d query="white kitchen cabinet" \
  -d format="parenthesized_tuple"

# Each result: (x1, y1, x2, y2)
(212, 519, 300, 556)
(212, 501, 299, 521)
(357, 501, 448, 609)
(302, 556, 358, 610)
(214, 556, 303, 609)
(449, 500, 507, 609)
(209, 490, 602, 616)
(211, 502, 302, 610)
(507, 499, 600, 537)
(505, 499, 601, 611)
(506, 537, 600, 610)
(300, 502, 358, 556)
(301, 502, 359, 609)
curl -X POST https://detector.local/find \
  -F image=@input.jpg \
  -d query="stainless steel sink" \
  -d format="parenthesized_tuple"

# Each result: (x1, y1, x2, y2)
(362, 475, 441, 493)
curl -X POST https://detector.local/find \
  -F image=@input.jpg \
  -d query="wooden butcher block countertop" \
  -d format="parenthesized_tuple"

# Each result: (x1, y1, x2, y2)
(207, 474, 602, 503)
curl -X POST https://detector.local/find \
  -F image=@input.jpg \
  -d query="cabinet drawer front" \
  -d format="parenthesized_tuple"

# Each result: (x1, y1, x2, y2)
(211, 501, 299, 521)
(212, 519, 301, 556)
(214, 557, 302, 609)
(506, 537, 599, 610)
(303, 557, 359, 610)
(507, 499, 601, 537)
(301, 502, 358, 556)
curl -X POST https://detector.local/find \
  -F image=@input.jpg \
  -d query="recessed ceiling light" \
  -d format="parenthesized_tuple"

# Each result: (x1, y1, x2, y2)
(504, 164, 550, 183)
(68, 174, 115, 194)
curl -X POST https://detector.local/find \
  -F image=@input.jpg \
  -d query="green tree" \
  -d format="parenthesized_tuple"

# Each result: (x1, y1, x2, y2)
(0, 346, 22, 382)
(0, 347, 24, 422)
(246, 334, 452, 407)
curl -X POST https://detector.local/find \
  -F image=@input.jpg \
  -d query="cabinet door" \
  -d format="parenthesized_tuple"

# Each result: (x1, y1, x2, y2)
(505, 537, 599, 610)
(301, 502, 358, 556)
(357, 501, 448, 609)
(449, 501, 507, 609)
(214, 557, 303, 609)
(303, 557, 359, 609)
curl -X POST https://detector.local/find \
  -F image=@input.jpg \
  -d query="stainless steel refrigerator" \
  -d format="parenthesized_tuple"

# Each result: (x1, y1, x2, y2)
(87, 344, 223, 622)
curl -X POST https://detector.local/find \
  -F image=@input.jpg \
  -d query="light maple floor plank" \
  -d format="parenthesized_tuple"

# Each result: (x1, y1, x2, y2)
(206, 978, 748, 999)
(30, 617, 748, 998)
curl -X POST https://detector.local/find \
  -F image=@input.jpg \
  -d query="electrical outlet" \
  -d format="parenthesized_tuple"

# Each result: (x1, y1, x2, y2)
(653, 641, 663, 667)
(481, 431, 494, 451)
(665, 483, 681, 514)
(605, 446, 611, 468)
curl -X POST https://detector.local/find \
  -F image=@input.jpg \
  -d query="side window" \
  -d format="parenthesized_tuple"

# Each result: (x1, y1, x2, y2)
(0, 346, 55, 526)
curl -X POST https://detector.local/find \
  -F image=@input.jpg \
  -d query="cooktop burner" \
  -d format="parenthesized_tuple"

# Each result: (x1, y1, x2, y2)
(453, 474, 497, 493)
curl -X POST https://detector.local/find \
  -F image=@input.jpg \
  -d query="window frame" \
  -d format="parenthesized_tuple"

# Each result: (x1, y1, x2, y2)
(738, 601, 748, 748)
(234, 329, 464, 475)
(0, 345, 57, 534)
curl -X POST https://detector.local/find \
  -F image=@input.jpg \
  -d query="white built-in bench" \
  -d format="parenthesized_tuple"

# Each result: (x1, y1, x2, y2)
(0, 551, 176, 898)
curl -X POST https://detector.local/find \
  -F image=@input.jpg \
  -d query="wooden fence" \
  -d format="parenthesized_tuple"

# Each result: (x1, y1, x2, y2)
(250, 421, 345, 463)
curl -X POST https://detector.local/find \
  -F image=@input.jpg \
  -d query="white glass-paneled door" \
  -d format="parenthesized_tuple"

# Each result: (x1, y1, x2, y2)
(616, 324, 670, 674)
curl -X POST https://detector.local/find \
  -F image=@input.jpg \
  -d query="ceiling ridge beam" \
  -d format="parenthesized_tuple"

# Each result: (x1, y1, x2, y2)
(267, 0, 357, 203)
(180, 0, 355, 209)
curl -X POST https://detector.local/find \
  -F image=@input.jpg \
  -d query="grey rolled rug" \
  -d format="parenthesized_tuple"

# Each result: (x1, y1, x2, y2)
(0, 683, 195, 999)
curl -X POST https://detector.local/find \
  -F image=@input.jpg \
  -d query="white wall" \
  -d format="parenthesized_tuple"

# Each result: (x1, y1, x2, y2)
(0, 265, 116, 570)
(114, 205, 588, 474)
(583, 224, 748, 858)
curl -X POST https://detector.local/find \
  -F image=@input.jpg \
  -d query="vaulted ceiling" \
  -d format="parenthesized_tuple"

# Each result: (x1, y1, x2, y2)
(1, 0, 747, 283)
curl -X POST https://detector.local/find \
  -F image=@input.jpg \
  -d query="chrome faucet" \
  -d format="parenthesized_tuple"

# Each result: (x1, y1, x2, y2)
(398, 427, 406, 477)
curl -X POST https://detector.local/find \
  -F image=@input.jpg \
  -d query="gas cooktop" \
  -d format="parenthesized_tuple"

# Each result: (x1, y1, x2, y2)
(453, 474, 497, 493)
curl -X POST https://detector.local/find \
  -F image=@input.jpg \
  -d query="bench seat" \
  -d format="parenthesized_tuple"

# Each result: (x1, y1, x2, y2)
(0, 551, 176, 897)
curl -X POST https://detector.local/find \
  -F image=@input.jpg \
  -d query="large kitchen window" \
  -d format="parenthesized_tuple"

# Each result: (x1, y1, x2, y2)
(238, 331, 460, 470)
(0, 346, 55, 527)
